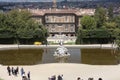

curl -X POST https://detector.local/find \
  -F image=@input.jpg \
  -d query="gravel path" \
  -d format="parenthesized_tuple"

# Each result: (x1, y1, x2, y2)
(0, 63, 120, 80)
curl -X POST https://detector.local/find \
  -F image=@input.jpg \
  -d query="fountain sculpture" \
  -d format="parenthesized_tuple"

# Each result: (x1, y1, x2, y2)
(53, 42, 70, 63)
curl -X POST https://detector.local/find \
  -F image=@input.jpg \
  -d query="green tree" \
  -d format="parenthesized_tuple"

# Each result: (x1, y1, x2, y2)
(114, 15, 120, 48)
(95, 7, 107, 28)
(76, 28, 82, 44)
(7, 10, 35, 43)
(108, 5, 114, 21)
(104, 22, 117, 29)
(0, 10, 48, 44)
(34, 24, 49, 44)
(80, 15, 96, 29)
(114, 15, 120, 28)
(113, 29, 120, 46)
(0, 13, 15, 38)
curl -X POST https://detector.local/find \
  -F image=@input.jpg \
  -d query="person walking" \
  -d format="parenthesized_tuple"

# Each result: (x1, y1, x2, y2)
(53, 75, 56, 80)
(16, 66, 19, 74)
(57, 75, 63, 80)
(22, 73, 27, 80)
(14, 69, 17, 76)
(7, 66, 11, 76)
(27, 71, 30, 80)
(77, 77, 81, 80)
(21, 67, 25, 77)
(12, 67, 15, 75)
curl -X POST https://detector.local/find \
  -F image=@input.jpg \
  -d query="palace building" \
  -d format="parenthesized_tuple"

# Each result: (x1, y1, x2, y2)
(28, 0, 95, 43)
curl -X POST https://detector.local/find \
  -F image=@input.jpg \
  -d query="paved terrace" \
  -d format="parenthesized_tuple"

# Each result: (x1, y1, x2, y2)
(1, 63, 120, 80)
(0, 44, 117, 50)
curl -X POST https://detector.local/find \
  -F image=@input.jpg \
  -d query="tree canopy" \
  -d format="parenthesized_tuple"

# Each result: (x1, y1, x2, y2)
(94, 7, 107, 28)
(80, 15, 96, 29)
(76, 7, 120, 45)
(0, 10, 48, 44)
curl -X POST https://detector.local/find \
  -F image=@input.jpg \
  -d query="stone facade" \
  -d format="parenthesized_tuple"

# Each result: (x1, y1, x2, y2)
(29, 8, 95, 43)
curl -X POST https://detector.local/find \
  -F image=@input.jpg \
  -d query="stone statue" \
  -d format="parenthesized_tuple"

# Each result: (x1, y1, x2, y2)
(53, 41, 70, 62)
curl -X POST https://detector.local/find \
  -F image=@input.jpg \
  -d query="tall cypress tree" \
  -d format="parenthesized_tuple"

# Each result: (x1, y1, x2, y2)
(108, 5, 114, 21)
(94, 7, 107, 28)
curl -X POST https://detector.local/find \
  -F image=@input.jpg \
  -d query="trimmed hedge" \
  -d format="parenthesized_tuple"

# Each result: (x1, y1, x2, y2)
(80, 29, 114, 38)
(76, 29, 115, 44)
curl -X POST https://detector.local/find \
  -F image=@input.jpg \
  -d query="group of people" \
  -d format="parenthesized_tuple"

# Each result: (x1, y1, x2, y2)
(7, 66, 30, 80)
(48, 75, 103, 80)
(7, 66, 19, 76)
(48, 74, 63, 80)
(7, 66, 103, 80)
(77, 77, 103, 80)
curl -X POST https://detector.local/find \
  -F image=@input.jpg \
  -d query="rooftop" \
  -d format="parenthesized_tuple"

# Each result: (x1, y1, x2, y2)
(28, 8, 95, 16)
